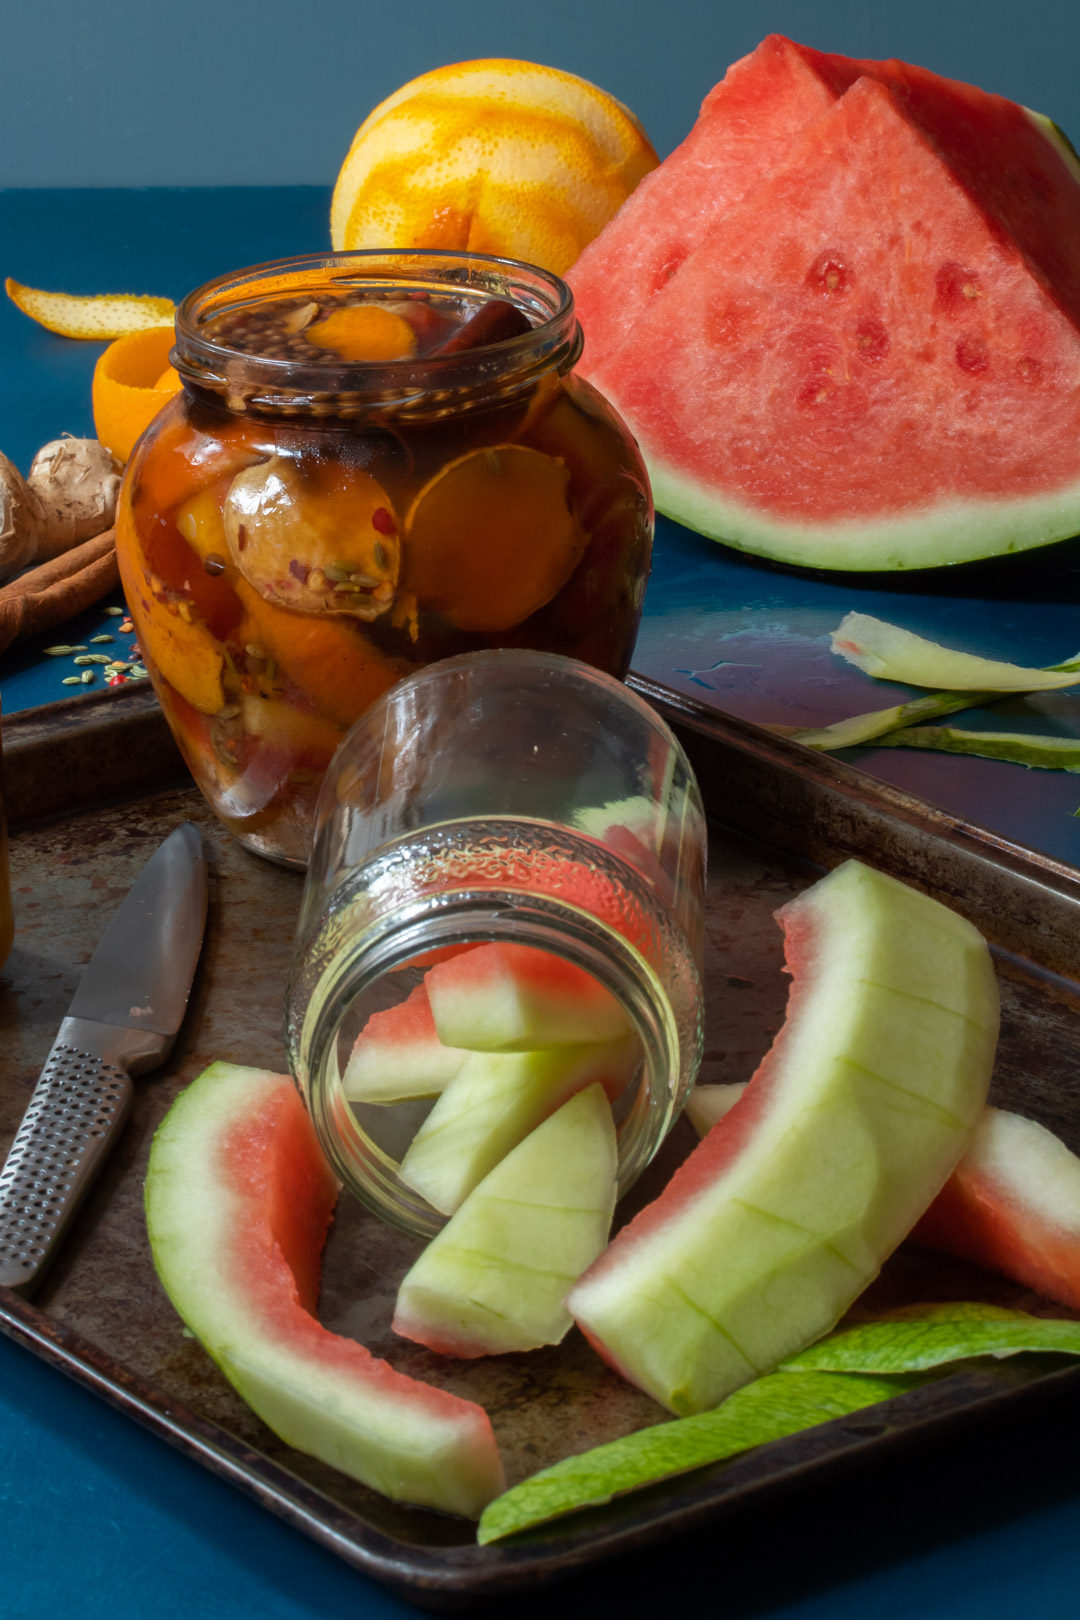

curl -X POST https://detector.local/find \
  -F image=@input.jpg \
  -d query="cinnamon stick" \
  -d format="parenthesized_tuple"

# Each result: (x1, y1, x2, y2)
(0, 527, 119, 656)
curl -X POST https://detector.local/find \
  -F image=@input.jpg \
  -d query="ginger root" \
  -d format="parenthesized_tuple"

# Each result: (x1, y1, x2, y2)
(0, 437, 121, 580)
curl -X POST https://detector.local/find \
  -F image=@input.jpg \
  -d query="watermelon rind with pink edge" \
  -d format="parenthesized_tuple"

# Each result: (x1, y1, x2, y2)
(425, 941, 631, 1052)
(568, 860, 999, 1415)
(397, 1033, 641, 1215)
(393, 1083, 617, 1357)
(911, 1105, 1080, 1312)
(343, 981, 469, 1103)
(144, 1061, 504, 1518)
(571, 38, 1080, 571)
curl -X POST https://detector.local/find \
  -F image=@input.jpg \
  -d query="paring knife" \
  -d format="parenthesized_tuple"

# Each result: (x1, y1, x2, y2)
(0, 822, 208, 1297)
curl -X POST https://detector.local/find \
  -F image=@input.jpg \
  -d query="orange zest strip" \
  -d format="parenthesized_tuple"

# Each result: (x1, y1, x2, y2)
(5, 278, 176, 339)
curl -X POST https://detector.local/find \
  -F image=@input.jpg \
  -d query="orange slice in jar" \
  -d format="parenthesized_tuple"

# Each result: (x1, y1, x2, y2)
(125, 410, 270, 521)
(119, 547, 227, 717)
(233, 577, 414, 731)
(401, 444, 587, 632)
(223, 455, 400, 618)
(305, 303, 418, 361)
(143, 608, 227, 716)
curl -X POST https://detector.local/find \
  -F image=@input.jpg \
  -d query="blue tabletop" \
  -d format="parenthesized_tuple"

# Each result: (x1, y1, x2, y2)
(4, 187, 1080, 1620)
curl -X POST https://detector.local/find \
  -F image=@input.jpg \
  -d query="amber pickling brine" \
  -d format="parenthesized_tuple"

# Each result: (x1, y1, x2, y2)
(115, 251, 654, 866)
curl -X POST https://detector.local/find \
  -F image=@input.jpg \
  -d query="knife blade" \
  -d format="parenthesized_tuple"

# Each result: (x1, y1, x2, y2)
(0, 822, 208, 1297)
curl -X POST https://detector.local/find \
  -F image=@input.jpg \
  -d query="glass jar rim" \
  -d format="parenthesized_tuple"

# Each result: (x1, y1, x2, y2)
(172, 248, 583, 419)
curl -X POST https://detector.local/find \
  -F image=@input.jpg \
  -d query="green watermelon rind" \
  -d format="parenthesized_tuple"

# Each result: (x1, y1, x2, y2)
(1030, 108, 1080, 182)
(145, 1060, 505, 1518)
(647, 440, 1080, 572)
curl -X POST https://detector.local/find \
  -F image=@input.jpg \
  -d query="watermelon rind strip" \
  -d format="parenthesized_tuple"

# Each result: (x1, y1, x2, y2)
(876, 726, 1080, 771)
(647, 447, 1080, 573)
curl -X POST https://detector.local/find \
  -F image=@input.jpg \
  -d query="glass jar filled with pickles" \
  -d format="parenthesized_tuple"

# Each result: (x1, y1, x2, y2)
(116, 251, 654, 867)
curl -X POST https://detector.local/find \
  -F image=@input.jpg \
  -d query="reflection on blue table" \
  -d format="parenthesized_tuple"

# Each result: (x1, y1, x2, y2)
(634, 515, 1080, 867)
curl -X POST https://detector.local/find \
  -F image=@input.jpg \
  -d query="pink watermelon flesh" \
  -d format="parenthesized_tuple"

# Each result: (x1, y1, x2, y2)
(569, 35, 844, 371)
(911, 1105, 1080, 1311)
(572, 39, 1080, 569)
(145, 1062, 504, 1518)
(343, 981, 469, 1102)
(425, 941, 631, 1052)
(690, 1083, 1080, 1314)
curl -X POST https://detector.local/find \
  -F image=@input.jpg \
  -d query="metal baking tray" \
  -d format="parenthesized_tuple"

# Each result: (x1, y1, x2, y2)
(3, 677, 1080, 1608)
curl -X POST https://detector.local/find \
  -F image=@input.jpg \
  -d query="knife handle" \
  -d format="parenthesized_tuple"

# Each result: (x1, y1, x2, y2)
(0, 1018, 137, 1297)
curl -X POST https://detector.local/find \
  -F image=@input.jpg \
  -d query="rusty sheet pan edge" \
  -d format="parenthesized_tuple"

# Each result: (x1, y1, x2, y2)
(5, 1278, 1080, 1609)
(630, 674, 1080, 981)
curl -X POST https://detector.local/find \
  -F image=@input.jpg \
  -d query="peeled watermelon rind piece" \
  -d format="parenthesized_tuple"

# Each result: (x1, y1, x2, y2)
(568, 860, 1000, 1415)
(343, 981, 469, 1102)
(911, 1105, 1080, 1311)
(425, 940, 631, 1051)
(397, 1034, 640, 1215)
(145, 1061, 504, 1518)
(574, 42, 1080, 570)
(393, 1083, 618, 1356)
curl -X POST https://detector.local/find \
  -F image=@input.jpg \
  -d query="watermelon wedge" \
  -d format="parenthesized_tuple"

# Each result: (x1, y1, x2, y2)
(571, 38, 1080, 570)
(568, 35, 843, 369)
(145, 1062, 504, 1518)
(568, 860, 999, 1414)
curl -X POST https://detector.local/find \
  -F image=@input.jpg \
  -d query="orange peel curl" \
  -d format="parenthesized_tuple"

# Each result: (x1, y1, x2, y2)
(92, 327, 183, 464)
(5, 278, 176, 340)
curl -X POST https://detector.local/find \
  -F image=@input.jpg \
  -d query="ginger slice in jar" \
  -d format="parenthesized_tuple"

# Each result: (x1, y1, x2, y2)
(223, 455, 400, 617)
(306, 303, 418, 361)
(402, 444, 586, 632)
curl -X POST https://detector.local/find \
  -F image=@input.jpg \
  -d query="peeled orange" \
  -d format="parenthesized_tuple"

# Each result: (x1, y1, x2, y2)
(330, 59, 658, 276)
(92, 326, 183, 463)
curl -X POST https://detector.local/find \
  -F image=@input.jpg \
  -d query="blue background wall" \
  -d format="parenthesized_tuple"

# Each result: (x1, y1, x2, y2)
(2, 0, 1079, 188)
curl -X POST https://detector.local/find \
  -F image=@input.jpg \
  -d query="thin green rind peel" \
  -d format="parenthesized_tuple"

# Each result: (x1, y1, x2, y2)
(476, 1368, 915, 1544)
(875, 726, 1080, 771)
(788, 690, 994, 751)
(783, 1300, 1080, 1372)
(477, 1302, 1080, 1543)
(788, 615, 1080, 754)
(830, 612, 1080, 692)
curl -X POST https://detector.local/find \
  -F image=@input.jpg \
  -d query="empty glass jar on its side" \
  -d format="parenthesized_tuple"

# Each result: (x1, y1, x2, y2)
(286, 649, 707, 1238)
